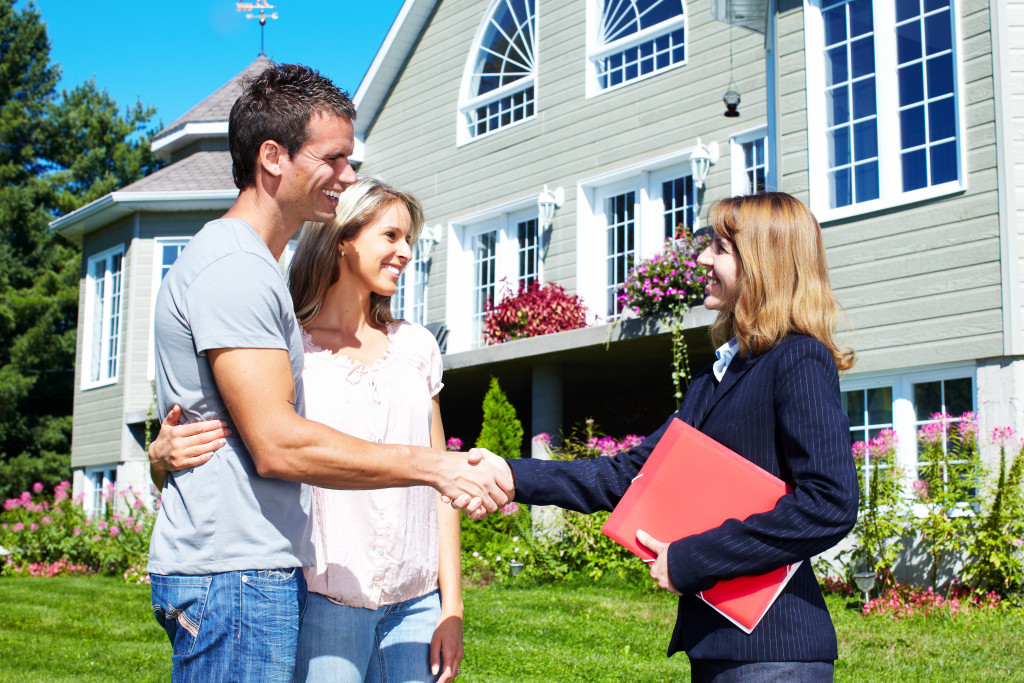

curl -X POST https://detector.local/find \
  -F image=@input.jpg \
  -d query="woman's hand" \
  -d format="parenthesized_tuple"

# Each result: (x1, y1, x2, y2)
(149, 405, 229, 475)
(636, 529, 682, 595)
(430, 611, 464, 682)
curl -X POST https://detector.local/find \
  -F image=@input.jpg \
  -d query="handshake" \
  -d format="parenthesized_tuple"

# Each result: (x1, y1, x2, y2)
(437, 448, 514, 521)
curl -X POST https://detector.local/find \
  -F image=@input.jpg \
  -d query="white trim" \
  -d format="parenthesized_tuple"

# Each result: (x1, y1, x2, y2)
(81, 244, 126, 390)
(150, 121, 229, 154)
(729, 125, 769, 196)
(989, 0, 1022, 355)
(147, 237, 192, 381)
(803, 0, 966, 221)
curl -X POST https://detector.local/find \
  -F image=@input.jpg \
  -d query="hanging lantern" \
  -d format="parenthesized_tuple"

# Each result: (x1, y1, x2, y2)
(723, 89, 741, 117)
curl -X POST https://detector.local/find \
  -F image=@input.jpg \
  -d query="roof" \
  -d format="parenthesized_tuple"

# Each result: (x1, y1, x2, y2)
(151, 55, 273, 161)
(50, 151, 237, 243)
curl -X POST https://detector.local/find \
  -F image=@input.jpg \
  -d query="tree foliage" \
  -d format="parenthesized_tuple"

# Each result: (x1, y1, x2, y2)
(0, 0, 165, 498)
(475, 377, 524, 460)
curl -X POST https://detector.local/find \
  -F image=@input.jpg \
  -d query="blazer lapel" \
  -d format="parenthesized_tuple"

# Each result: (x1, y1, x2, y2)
(694, 350, 765, 429)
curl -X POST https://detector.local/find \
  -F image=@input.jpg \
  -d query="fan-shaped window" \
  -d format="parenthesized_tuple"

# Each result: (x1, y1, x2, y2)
(458, 0, 537, 144)
(588, 0, 687, 95)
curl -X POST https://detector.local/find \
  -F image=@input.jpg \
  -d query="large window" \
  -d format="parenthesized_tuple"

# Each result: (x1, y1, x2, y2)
(83, 245, 124, 388)
(587, 0, 687, 96)
(841, 368, 975, 500)
(805, 0, 962, 219)
(458, 0, 537, 144)
(578, 155, 698, 320)
(447, 204, 544, 352)
(84, 466, 117, 518)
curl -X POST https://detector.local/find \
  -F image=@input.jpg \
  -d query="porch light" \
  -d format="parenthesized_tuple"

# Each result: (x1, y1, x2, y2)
(689, 138, 720, 191)
(417, 224, 443, 264)
(538, 185, 564, 232)
(853, 570, 877, 604)
(723, 88, 742, 117)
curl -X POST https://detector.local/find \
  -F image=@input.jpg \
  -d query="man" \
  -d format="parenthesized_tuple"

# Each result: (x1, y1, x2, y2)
(147, 63, 512, 681)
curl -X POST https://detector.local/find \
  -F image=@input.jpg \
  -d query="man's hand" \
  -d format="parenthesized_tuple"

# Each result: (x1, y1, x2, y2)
(636, 529, 681, 595)
(437, 449, 513, 520)
(149, 405, 229, 474)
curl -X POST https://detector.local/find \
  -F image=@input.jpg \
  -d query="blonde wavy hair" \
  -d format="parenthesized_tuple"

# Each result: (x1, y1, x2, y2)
(707, 192, 855, 371)
(289, 176, 424, 328)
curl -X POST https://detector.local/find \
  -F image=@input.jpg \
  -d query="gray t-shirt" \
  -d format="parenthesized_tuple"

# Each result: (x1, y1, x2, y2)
(147, 217, 313, 575)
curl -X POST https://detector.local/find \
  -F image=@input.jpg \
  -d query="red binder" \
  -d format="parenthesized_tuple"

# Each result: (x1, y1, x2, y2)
(601, 418, 800, 634)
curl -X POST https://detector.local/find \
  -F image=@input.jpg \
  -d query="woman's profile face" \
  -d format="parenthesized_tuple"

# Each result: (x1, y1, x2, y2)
(338, 202, 413, 297)
(697, 231, 739, 312)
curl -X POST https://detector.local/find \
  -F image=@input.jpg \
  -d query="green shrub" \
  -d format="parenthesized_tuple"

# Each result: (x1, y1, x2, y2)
(475, 377, 524, 460)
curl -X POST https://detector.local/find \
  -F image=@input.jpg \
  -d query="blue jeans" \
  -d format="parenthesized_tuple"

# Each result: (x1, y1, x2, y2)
(689, 659, 834, 682)
(151, 568, 306, 682)
(295, 590, 441, 683)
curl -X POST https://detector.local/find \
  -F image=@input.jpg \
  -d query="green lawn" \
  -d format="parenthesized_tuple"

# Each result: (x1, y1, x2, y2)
(0, 577, 1021, 682)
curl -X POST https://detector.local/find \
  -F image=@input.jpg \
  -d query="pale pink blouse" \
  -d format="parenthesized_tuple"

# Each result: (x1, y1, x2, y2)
(300, 321, 443, 609)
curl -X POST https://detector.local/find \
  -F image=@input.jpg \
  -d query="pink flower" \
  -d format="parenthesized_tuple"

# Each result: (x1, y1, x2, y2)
(28, 523, 38, 531)
(3, 499, 18, 511)
(957, 412, 978, 441)
(19, 492, 30, 502)
(992, 426, 1016, 448)
(72, 528, 81, 536)
(912, 480, 929, 501)
(445, 437, 464, 452)
(918, 421, 946, 445)
(40, 516, 53, 525)
(32, 482, 44, 494)
(534, 433, 551, 446)
(851, 441, 868, 460)
(869, 429, 897, 461)
(109, 526, 121, 537)
(12, 523, 24, 532)
(134, 525, 143, 533)
(98, 521, 108, 531)
(501, 502, 520, 516)
(133, 499, 143, 510)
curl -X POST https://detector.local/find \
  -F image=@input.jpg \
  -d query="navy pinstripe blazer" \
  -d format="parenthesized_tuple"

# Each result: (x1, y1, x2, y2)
(508, 334, 859, 662)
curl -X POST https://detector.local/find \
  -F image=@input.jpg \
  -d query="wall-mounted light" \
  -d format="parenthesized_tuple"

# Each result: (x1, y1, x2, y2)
(690, 138, 720, 190)
(417, 224, 443, 264)
(537, 185, 564, 232)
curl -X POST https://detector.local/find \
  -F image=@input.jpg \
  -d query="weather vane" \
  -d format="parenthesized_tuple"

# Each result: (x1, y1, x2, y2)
(236, 1, 278, 56)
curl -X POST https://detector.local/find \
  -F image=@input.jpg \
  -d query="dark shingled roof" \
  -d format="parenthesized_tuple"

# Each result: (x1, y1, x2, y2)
(119, 150, 235, 193)
(153, 55, 273, 142)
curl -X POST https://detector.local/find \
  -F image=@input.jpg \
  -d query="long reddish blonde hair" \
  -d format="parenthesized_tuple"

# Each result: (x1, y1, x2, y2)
(707, 192, 855, 371)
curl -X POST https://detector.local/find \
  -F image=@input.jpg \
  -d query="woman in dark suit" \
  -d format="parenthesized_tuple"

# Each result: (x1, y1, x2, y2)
(507, 192, 858, 682)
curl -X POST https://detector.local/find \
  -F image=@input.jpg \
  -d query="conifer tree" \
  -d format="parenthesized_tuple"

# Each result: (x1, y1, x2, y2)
(475, 377, 524, 460)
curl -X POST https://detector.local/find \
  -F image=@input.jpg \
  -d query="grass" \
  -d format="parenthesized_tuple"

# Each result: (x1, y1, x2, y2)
(0, 577, 1022, 681)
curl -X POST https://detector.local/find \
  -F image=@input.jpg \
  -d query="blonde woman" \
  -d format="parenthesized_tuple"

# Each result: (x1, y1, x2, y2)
(151, 177, 463, 683)
(506, 192, 859, 682)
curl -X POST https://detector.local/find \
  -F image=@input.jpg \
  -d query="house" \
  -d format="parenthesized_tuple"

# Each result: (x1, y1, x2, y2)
(49, 57, 271, 512)
(52, 0, 1024, 515)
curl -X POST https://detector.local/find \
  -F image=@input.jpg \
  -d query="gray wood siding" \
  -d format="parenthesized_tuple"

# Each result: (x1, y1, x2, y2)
(777, 1, 1004, 376)
(71, 219, 134, 469)
(359, 0, 769, 326)
(1009, 0, 1024, 348)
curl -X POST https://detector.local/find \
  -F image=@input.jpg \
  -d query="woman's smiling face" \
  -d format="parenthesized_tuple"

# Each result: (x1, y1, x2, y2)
(697, 231, 740, 312)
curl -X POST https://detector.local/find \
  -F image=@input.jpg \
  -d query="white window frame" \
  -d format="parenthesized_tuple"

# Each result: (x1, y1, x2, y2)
(576, 147, 698, 322)
(585, 0, 688, 98)
(840, 363, 976, 500)
(147, 237, 190, 381)
(82, 244, 125, 389)
(446, 198, 543, 352)
(457, 0, 539, 146)
(83, 465, 118, 518)
(730, 126, 769, 196)
(804, 0, 966, 222)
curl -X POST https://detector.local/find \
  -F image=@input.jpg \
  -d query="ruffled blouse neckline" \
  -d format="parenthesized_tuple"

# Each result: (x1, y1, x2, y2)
(301, 321, 400, 370)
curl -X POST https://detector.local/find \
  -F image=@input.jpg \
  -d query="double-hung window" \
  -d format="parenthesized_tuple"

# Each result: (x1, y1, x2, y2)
(586, 0, 687, 96)
(805, 0, 963, 219)
(147, 238, 190, 380)
(83, 245, 125, 388)
(730, 127, 769, 196)
(84, 466, 117, 517)
(447, 204, 543, 352)
(840, 367, 975, 500)
(578, 154, 698, 321)
(458, 0, 537, 144)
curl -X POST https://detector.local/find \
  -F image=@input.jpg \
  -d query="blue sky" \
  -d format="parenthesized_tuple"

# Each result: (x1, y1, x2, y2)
(32, 0, 407, 129)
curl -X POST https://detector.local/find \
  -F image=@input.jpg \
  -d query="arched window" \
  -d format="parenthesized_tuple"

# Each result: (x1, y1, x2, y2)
(458, 0, 537, 144)
(587, 0, 686, 95)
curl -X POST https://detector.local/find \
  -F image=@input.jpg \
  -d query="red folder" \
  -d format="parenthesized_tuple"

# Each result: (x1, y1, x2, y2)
(601, 418, 800, 634)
